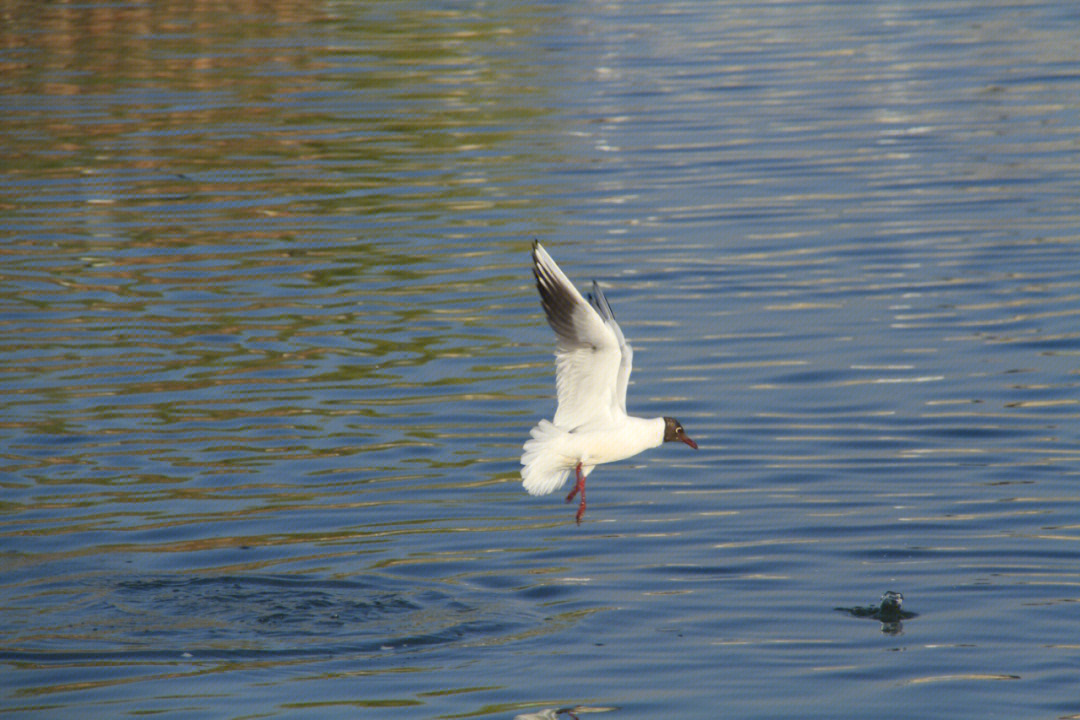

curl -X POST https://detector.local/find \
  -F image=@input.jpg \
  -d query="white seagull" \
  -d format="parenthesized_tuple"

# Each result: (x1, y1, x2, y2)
(521, 241, 697, 523)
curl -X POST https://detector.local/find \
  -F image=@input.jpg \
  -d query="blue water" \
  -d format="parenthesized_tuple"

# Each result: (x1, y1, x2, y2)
(3, 1, 1080, 718)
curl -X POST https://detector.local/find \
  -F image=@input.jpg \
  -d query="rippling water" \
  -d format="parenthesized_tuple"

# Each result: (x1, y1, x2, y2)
(3, 1, 1080, 718)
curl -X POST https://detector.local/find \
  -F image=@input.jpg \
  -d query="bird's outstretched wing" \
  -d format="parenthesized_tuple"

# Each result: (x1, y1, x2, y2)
(587, 279, 633, 417)
(532, 241, 631, 429)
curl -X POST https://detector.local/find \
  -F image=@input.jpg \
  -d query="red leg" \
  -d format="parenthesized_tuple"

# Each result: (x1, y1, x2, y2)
(565, 462, 587, 523)
(565, 462, 584, 502)
(575, 482, 587, 525)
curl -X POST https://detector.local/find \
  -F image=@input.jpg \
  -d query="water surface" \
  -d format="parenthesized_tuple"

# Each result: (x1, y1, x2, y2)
(3, 1, 1080, 718)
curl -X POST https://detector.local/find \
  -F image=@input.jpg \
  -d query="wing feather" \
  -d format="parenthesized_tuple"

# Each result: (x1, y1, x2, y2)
(588, 281, 633, 416)
(532, 241, 630, 429)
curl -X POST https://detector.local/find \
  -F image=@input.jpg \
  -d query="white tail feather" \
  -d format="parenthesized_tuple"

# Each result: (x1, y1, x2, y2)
(520, 419, 571, 496)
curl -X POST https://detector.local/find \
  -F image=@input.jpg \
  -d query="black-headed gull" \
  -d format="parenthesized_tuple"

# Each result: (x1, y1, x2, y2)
(521, 241, 697, 523)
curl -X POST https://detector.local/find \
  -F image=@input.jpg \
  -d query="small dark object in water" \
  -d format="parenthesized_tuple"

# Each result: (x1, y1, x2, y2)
(836, 591, 917, 634)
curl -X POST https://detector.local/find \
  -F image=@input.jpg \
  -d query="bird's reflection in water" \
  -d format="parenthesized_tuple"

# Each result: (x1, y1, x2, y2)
(515, 705, 618, 720)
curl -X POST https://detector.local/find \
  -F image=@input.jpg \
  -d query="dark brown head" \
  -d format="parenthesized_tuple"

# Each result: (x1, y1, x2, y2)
(663, 417, 698, 449)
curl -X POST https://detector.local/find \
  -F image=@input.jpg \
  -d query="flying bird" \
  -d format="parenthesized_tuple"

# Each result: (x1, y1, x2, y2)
(521, 241, 697, 523)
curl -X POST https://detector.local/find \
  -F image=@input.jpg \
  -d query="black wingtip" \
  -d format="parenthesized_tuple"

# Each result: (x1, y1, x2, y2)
(531, 241, 581, 341)
(588, 279, 616, 322)
(531, 239, 541, 270)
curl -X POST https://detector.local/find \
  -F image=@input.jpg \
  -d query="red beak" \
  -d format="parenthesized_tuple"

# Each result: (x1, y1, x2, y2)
(681, 434, 698, 450)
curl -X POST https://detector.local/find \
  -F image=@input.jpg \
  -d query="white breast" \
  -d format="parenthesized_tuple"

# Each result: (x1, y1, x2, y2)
(566, 416, 666, 467)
